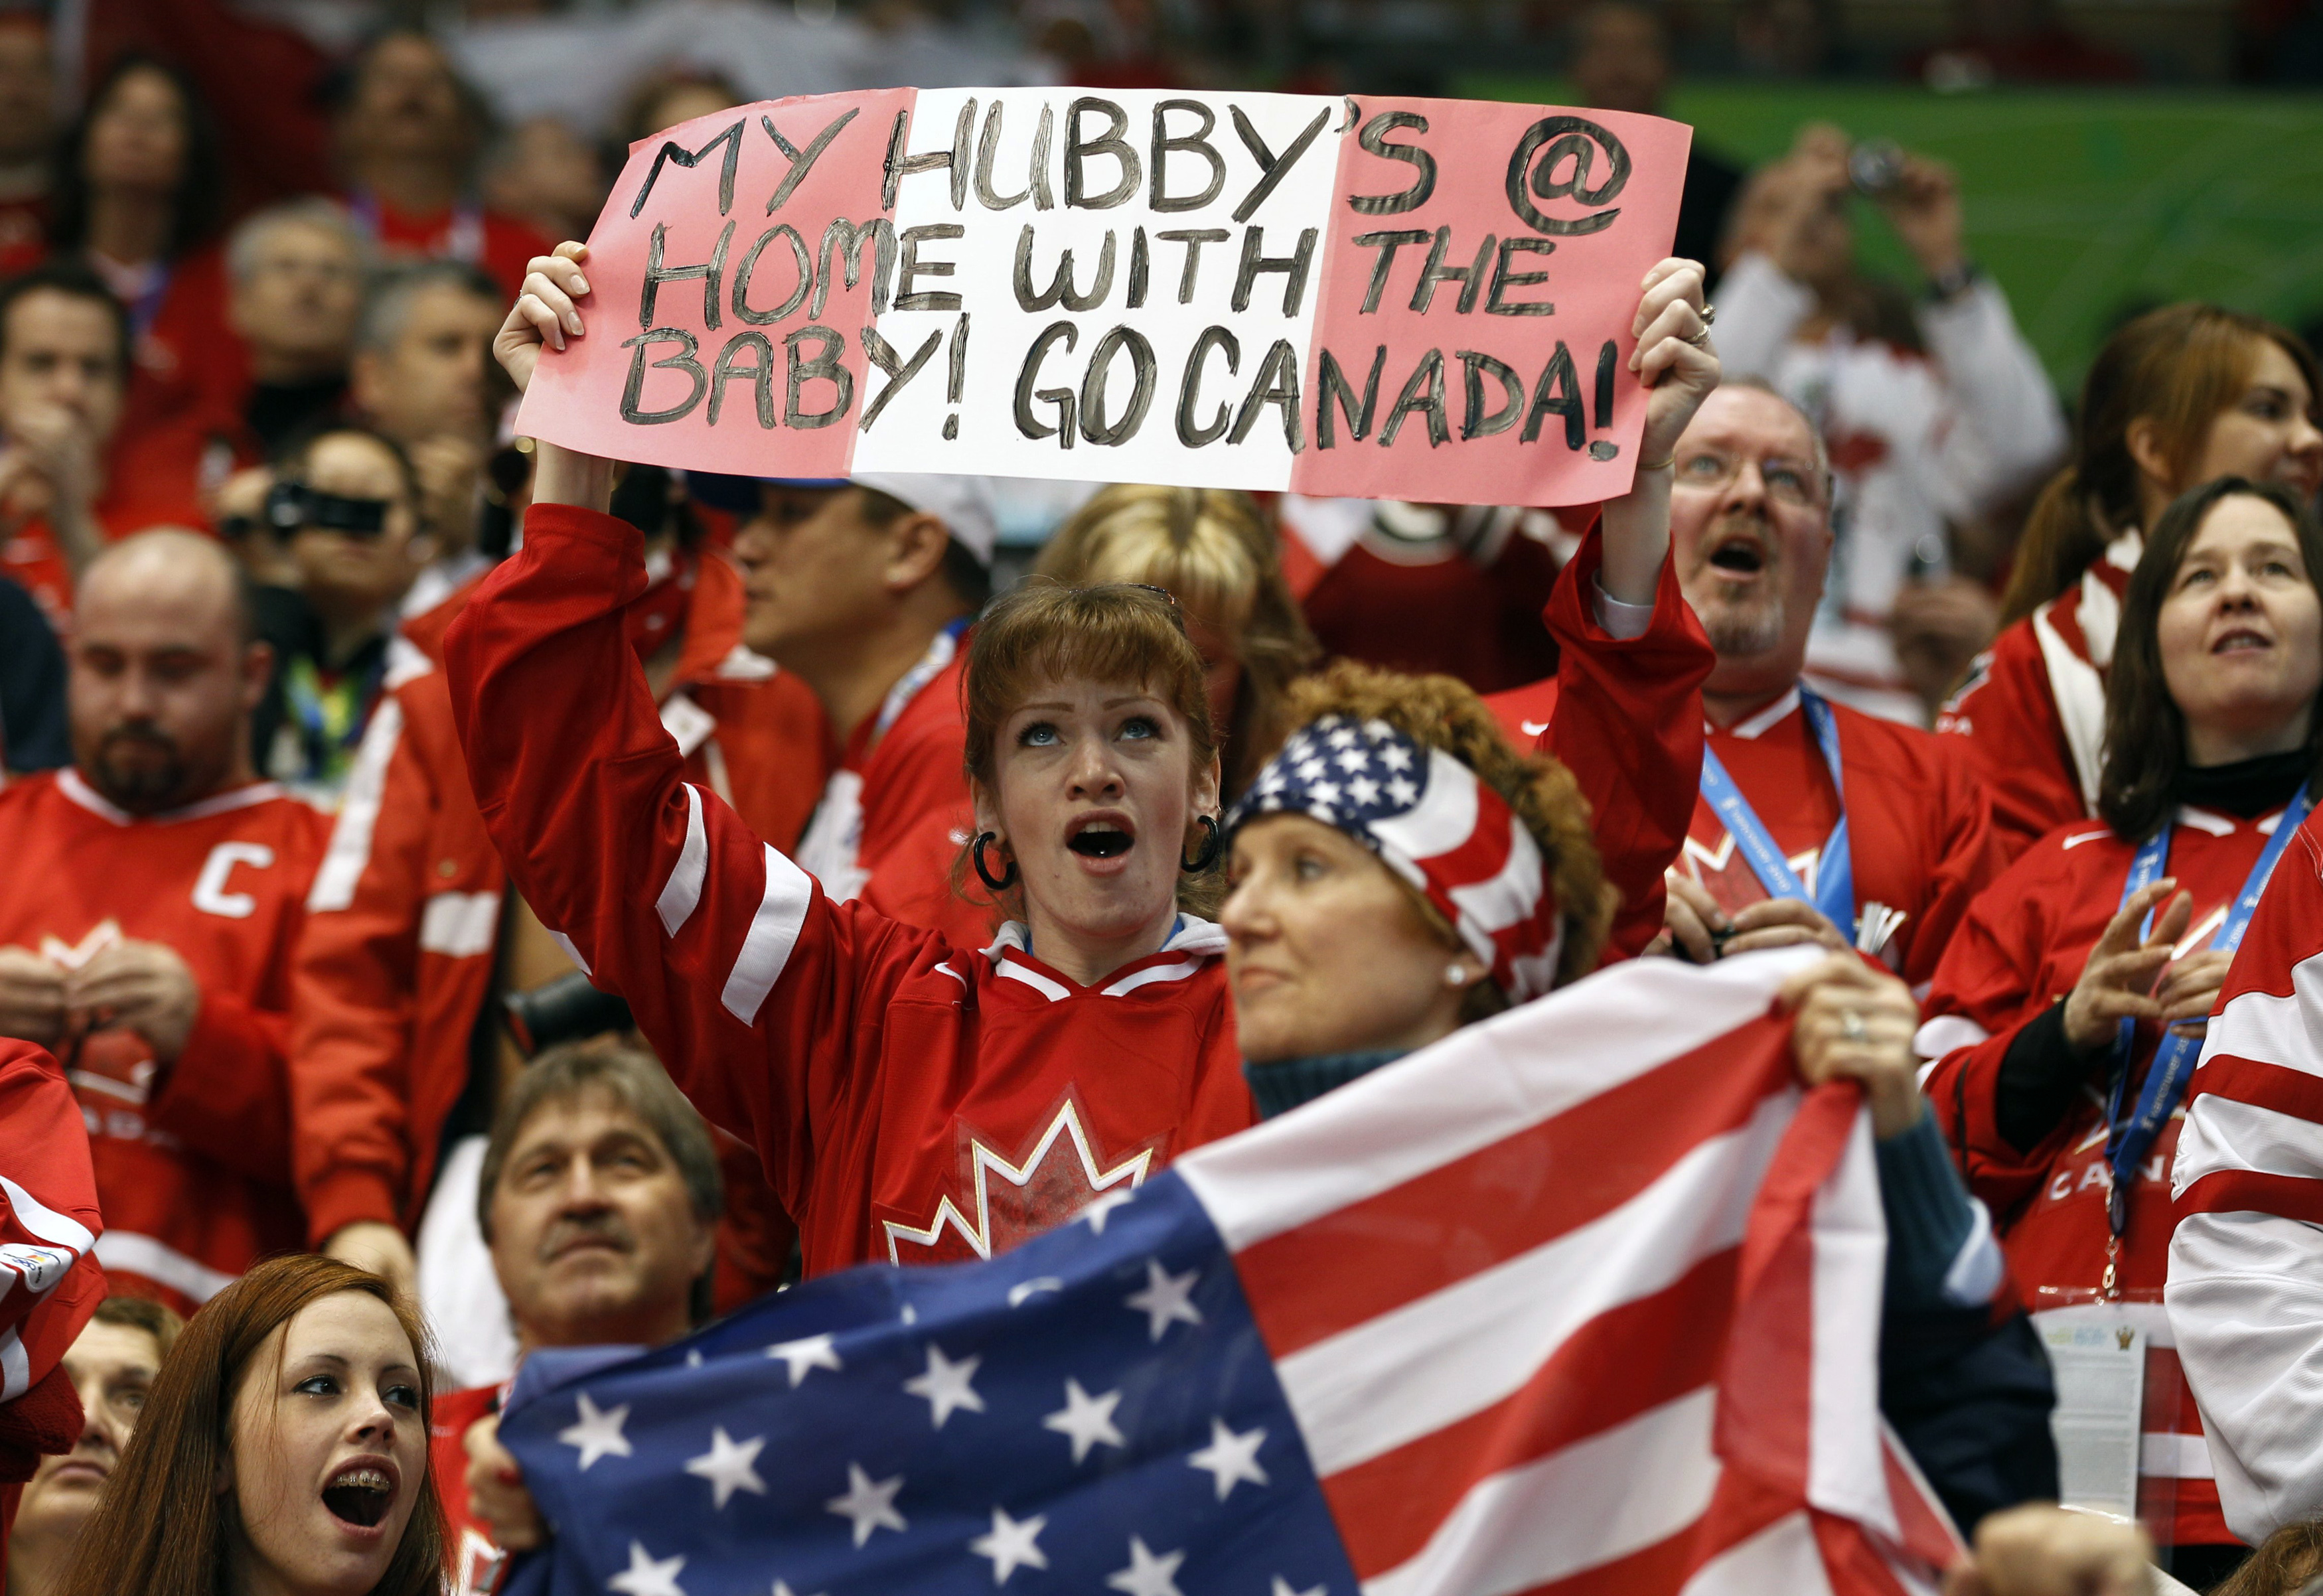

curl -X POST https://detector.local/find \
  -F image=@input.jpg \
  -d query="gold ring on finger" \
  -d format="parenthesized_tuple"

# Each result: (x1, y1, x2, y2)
(1700, 303, 1716, 326)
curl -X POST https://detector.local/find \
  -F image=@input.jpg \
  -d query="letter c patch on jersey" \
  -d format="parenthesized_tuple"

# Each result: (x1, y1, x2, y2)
(192, 842, 275, 919)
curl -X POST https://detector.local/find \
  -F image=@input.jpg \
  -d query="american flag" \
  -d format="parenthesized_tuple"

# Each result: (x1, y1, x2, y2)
(497, 947, 1960, 1596)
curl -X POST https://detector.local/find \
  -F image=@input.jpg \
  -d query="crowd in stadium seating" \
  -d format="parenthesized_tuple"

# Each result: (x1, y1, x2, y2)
(3, 3, 2323, 1595)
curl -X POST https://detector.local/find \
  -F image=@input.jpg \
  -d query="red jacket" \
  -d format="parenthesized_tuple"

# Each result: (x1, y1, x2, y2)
(1918, 802, 2294, 1547)
(1477, 529, 1715, 963)
(0, 1041, 105, 1556)
(445, 503, 1258, 1275)
(0, 770, 325, 1315)
(1655, 688, 2002, 993)
(291, 553, 828, 1268)
(1937, 536, 2140, 858)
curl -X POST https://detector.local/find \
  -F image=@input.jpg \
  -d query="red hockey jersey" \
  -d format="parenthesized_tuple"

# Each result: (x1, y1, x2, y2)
(789, 627, 990, 950)
(429, 1382, 504, 1596)
(1918, 803, 2292, 1546)
(1477, 529, 1716, 963)
(0, 770, 326, 1315)
(445, 503, 1258, 1277)
(0, 1040, 104, 1555)
(1937, 534, 2139, 858)
(1616, 688, 2004, 992)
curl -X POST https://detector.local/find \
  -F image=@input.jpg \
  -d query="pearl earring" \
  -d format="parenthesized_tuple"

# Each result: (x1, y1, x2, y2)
(1444, 963, 1469, 987)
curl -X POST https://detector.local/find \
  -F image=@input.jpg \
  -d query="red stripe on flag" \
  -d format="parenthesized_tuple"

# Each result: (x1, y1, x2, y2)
(1811, 1510, 1917, 1596)
(1321, 1248, 1742, 1577)
(1880, 1437, 1965, 1568)
(1713, 1082, 1860, 1502)
(1235, 1019, 1796, 1356)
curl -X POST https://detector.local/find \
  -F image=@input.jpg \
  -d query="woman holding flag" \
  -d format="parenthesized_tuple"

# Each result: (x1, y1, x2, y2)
(1918, 475, 2323, 1575)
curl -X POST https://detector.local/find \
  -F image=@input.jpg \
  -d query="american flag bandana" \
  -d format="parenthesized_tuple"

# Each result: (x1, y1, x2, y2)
(493, 948, 1960, 1596)
(1226, 715, 1561, 1003)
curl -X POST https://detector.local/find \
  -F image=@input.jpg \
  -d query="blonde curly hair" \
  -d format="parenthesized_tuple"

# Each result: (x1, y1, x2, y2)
(1264, 660, 1613, 1002)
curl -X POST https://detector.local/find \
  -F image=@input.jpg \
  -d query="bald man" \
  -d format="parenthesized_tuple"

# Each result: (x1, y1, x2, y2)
(0, 530, 328, 1313)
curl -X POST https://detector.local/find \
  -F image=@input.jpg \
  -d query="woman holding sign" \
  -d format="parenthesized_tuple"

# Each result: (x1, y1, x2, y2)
(445, 236, 1718, 1282)
(1917, 477, 2323, 1574)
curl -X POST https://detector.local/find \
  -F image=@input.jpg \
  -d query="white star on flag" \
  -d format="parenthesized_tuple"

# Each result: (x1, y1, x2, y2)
(1105, 1536, 1185, 1596)
(968, 1506, 1049, 1583)
(682, 1427, 766, 1509)
(1006, 1276, 1065, 1307)
(771, 1583, 826, 1596)
(1187, 1417, 1269, 1500)
(1041, 1378, 1126, 1463)
(557, 1392, 631, 1471)
(1077, 1188, 1136, 1235)
(1272, 1579, 1325, 1596)
(1295, 757, 1326, 779)
(1124, 1258, 1203, 1342)
(826, 1463, 907, 1547)
(607, 1540, 686, 1596)
(1348, 776, 1381, 805)
(1378, 743, 1413, 771)
(903, 1344, 986, 1428)
(1386, 776, 1418, 806)
(1326, 725, 1358, 748)
(1310, 780, 1341, 804)
(1335, 749, 1369, 772)
(767, 1335, 842, 1387)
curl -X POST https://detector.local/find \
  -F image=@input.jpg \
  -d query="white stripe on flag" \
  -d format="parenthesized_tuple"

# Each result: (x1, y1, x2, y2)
(721, 845, 814, 1024)
(1807, 1111, 1896, 1536)
(1674, 1512, 1835, 1596)
(1177, 946, 1827, 1253)
(1446, 812, 1546, 938)
(1357, 1389, 1721, 1596)
(1278, 1092, 1791, 1476)
(656, 785, 710, 936)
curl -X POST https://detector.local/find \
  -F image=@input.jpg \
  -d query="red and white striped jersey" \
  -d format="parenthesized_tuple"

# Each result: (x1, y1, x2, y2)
(2169, 809, 2323, 1544)
(1936, 535, 2140, 859)
(444, 503, 1258, 1279)
(1919, 804, 2296, 1548)
(0, 770, 326, 1315)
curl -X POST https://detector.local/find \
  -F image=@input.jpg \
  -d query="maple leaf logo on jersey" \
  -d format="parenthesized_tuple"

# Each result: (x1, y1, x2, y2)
(40, 920, 121, 971)
(881, 1096, 1156, 1266)
(1680, 834, 1821, 918)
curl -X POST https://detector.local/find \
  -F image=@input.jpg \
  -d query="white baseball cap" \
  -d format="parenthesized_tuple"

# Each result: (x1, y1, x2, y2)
(688, 471, 1000, 567)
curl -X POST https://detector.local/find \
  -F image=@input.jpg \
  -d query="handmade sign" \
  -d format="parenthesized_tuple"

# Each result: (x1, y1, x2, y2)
(516, 90, 1691, 508)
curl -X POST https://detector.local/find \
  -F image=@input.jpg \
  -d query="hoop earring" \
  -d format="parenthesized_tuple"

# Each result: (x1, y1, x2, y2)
(1180, 814, 1222, 874)
(972, 832, 1019, 893)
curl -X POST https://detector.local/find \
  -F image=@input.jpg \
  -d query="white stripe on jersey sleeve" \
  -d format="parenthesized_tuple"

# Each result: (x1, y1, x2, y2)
(0, 1175, 94, 1254)
(656, 785, 710, 936)
(721, 845, 814, 1025)
(2204, 948, 2323, 1082)
(1911, 1013, 1988, 1061)
(2176, 1093, 2323, 1195)
(309, 697, 405, 912)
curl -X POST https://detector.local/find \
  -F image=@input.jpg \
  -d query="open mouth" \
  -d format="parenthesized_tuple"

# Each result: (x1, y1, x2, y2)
(321, 1465, 395, 1530)
(1707, 537, 1767, 575)
(1067, 816, 1136, 859)
(2214, 628, 2273, 654)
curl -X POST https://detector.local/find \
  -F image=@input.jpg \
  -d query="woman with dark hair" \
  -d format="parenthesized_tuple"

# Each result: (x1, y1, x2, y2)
(52, 1254, 441, 1596)
(1919, 476, 2323, 1578)
(1941, 306, 2323, 854)
(47, 52, 239, 447)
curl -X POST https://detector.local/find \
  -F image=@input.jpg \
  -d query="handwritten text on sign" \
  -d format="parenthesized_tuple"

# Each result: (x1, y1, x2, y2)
(515, 90, 1690, 508)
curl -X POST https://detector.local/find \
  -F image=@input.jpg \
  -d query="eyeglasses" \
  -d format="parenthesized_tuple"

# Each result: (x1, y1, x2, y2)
(1673, 448, 1825, 508)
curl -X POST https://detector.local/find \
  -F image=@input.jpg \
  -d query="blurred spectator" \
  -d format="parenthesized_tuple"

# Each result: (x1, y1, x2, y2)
(1909, 0, 2142, 89)
(0, 14, 52, 277)
(1276, 496, 1572, 694)
(0, 575, 66, 776)
(261, 425, 432, 804)
(224, 200, 370, 458)
(50, 55, 236, 455)
(617, 70, 742, 147)
(0, 263, 214, 634)
(1034, 485, 1318, 800)
(332, 29, 553, 301)
(1569, 2, 1745, 292)
(1717, 123, 2065, 723)
(0, 530, 326, 1317)
(1734, 0, 1840, 74)
(479, 116, 605, 248)
(3, 1297, 180, 1596)
(349, 261, 506, 612)
(435, 1044, 724, 1593)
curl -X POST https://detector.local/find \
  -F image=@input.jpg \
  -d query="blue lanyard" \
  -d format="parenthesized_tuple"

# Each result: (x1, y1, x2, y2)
(1698, 689, 1856, 937)
(2103, 783, 2312, 1234)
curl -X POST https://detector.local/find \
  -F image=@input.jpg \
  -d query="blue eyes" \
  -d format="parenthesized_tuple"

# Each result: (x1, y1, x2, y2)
(1015, 717, 1162, 748)
(1019, 723, 1059, 747)
(1120, 717, 1159, 741)
(295, 1374, 421, 1410)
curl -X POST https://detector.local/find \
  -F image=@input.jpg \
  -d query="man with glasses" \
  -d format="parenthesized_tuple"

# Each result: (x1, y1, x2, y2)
(1592, 380, 2004, 984)
(224, 200, 372, 455)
